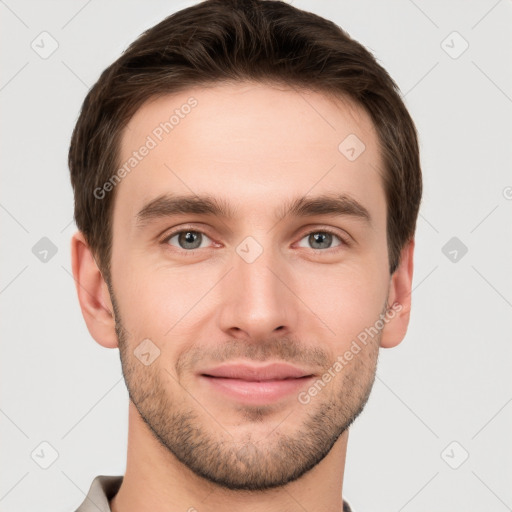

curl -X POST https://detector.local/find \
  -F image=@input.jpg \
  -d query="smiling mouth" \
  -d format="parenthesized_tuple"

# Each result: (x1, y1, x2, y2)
(202, 375, 313, 382)
(199, 364, 315, 404)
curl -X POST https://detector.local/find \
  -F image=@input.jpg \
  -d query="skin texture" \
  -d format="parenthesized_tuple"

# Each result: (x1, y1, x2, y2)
(71, 82, 414, 512)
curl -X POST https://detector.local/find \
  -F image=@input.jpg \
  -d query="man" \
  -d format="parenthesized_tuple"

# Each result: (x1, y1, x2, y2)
(69, 0, 421, 510)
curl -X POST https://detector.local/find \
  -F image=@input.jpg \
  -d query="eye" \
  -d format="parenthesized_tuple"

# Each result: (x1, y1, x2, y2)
(164, 229, 213, 251)
(161, 227, 349, 255)
(296, 230, 345, 250)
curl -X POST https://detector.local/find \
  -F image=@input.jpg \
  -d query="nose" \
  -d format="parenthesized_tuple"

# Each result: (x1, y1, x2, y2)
(217, 242, 299, 342)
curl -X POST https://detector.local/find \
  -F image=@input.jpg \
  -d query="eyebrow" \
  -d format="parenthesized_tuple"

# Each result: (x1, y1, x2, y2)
(135, 192, 372, 228)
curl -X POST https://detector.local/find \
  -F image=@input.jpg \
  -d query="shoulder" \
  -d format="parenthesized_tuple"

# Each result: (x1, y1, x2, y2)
(73, 475, 123, 512)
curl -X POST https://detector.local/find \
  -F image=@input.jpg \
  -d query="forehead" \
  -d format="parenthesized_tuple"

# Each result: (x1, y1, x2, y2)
(114, 82, 385, 230)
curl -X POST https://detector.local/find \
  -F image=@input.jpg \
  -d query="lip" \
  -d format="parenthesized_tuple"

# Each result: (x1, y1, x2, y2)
(198, 363, 315, 404)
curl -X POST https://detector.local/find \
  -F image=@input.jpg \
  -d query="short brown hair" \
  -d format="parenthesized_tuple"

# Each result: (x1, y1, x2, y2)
(68, 0, 422, 284)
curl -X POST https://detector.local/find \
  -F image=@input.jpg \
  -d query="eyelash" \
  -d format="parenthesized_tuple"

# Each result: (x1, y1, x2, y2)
(161, 226, 350, 255)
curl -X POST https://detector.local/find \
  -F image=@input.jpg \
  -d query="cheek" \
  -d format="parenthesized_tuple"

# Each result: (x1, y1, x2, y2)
(298, 260, 389, 343)
(112, 261, 207, 359)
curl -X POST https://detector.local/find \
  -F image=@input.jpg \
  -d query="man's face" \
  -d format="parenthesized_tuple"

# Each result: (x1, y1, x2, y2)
(109, 82, 391, 490)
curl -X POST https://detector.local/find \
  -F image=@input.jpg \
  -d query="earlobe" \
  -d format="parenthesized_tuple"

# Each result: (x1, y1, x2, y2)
(71, 231, 118, 349)
(380, 239, 415, 349)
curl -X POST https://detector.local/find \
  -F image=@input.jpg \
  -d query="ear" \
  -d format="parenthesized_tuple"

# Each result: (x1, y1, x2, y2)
(380, 239, 415, 349)
(71, 231, 118, 349)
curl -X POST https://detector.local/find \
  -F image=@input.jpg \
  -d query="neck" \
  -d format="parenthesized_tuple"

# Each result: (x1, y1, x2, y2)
(110, 402, 348, 512)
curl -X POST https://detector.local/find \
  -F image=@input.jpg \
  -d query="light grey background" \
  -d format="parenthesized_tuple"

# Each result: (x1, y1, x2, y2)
(1, 1, 511, 511)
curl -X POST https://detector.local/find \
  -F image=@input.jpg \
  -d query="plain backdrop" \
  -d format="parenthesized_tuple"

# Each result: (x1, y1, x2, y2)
(1, 1, 511, 511)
